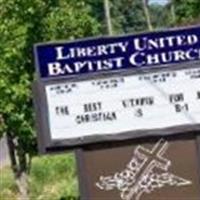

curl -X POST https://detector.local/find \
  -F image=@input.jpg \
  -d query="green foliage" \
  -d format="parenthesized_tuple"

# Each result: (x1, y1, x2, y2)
(146, 0, 200, 30)
(0, 154, 79, 200)
(43, 1, 100, 40)
(85, 0, 105, 34)
(0, 0, 100, 159)
(149, 4, 171, 29)
(29, 154, 78, 200)
(110, 0, 147, 34)
(0, 0, 47, 152)
(86, 0, 149, 35)
(0, 167, 18, 200)
(174, 0, 200, 24)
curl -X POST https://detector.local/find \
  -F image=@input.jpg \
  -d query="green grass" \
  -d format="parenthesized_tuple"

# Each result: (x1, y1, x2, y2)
(0, 153, 79, 200)
(0, 167, 18, 200)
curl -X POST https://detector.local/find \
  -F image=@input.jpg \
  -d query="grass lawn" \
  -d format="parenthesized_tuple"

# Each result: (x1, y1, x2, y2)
(0, 153, 79, 200)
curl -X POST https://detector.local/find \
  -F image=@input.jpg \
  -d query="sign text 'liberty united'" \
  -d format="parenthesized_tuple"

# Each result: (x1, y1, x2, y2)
(35, 26, 200, 79)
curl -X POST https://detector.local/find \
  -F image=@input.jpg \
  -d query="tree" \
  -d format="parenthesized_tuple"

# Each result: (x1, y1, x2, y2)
(170, 0, 176, 25)
(157, 0, 200, 28)
(147, 0, 200, 30)
(173, 0, 200, 25)
(110, 0, 148, 34)
(104, 0, 113, 35)
(142, 0, 153, 31)
(85, 0, 106, 34)
(86, 0, 152, 35)
(148, 3, 171, 29)
(0, 0, 100, 199)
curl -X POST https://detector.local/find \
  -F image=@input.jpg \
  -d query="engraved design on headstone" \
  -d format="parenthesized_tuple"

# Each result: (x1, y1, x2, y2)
(96, 139, 192, 200)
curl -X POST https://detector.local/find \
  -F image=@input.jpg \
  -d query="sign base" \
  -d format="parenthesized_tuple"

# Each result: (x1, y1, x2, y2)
(76, 133, 200, 200)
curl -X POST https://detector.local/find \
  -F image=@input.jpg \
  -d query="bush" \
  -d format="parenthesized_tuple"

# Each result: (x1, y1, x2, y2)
(0, 153, 79, 200)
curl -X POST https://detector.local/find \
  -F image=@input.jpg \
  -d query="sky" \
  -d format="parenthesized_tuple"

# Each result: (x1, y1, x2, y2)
(149, 0, 169, 5)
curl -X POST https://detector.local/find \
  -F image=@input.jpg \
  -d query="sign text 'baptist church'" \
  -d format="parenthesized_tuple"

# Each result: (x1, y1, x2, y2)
(35, 26, 200, 79)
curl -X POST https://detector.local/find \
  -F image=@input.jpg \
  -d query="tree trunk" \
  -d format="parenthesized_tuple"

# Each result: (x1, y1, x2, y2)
(7, 132, 29, 200)
(142, 0, 153, 31)
(170, 0, 176, 25)
(104, 0, 113, 35)
(16, 172, 29, 200)
(6, 132, 18, 175)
